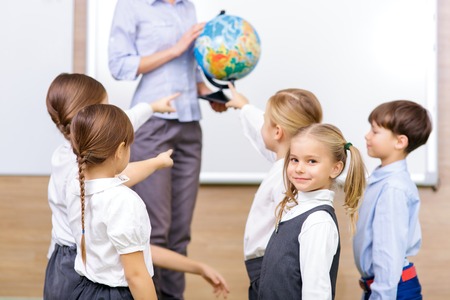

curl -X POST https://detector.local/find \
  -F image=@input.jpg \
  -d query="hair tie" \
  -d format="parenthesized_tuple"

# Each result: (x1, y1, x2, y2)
(344, 142, 352, 151)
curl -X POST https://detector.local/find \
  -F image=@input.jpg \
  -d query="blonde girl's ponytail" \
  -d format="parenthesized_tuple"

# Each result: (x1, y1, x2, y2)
(343, 143, 366, 234)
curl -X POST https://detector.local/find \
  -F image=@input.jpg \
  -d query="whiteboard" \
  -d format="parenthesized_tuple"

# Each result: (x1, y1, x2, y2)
(86, 0, 438, 186)
(0, 0, 73, 175)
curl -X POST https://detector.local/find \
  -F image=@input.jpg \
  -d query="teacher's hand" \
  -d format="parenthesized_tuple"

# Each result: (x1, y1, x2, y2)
(209, 101, 228, 113)
(173, 22, 206, 57)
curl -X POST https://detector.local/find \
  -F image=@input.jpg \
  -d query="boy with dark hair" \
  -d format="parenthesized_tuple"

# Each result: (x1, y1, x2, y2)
(353, 100, 432, 299)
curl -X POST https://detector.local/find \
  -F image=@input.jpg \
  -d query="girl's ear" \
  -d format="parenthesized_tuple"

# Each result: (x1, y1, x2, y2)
(274, 124, 284, 141)
(330, 161, 344, 179)
(115, 142, 126, 159)
(395, 134, 408, 151)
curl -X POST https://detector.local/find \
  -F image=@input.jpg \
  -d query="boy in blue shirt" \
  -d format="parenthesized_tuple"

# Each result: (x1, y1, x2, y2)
(353, 100, 432, 300)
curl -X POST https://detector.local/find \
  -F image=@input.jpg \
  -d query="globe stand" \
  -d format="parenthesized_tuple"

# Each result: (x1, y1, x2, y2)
(200, 90, 230, 103)
(199, 74, 235, 103)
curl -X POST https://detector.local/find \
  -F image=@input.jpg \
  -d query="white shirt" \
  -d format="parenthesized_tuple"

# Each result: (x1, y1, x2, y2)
(67, 176, 153, 287)
(47, 103, 152, 258)
(47, 140, 78, 257)
(124, 102, 153, 131)
(240, 104, 284, 260)
(282, 189, 339, 300)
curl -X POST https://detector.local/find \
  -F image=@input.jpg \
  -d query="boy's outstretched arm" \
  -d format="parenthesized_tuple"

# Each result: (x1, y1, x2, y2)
(151, 245, 230, 298)
(121, 149, 174, 187)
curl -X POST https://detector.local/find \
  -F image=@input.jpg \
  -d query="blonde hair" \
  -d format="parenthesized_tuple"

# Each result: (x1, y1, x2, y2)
(266, 89, 323, 138)
(46, 73, 107, 140)
(277, 123, 366, 233)
(70, 104, 134, 263)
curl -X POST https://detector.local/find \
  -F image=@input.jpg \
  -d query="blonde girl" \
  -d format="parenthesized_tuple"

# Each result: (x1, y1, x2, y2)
(258, 123, 366, 300)
(226, 84, 322, 299)
(68, 104, 156, 299)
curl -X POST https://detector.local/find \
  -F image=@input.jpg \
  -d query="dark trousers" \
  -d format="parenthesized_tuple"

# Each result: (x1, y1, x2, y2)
(363, 264, 422, 300)
(43, 244, 81, 300)
(245, 257, 263, 300)
(131, 117, 202, 300)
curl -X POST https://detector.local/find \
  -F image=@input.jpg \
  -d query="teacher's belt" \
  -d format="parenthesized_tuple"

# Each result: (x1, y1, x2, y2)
(358, 264, 417, 293)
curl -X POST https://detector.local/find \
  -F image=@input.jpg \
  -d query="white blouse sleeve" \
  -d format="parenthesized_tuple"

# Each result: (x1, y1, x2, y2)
(299, 211, 339, 300)
(106, 189, 151, 254)
(124, 102, 153, 132)
(240, 104, 276, 163)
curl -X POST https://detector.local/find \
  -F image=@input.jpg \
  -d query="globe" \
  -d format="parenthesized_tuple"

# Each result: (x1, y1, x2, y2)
(194, 13, 261, 82)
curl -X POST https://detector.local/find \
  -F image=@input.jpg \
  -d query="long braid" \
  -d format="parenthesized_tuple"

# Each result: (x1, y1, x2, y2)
(77, 153, 88, 264)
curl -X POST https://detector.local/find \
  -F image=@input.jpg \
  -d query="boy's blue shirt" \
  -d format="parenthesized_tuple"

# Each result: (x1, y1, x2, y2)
(353, 159, 421, 299)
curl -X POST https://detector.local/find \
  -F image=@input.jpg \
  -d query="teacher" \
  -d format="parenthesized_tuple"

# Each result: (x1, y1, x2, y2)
(108, 0, 226, 299)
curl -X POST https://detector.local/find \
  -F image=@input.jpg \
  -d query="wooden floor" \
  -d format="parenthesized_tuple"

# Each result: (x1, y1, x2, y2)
(1, 176, 450, 299)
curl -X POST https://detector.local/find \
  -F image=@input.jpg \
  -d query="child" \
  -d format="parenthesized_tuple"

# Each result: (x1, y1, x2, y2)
(353, 100, 432, 299)
(44, 73, 229, 299)
(258, 123, 366, 300)
(67, 103, 156, 299)
(226, 84, 323, 299)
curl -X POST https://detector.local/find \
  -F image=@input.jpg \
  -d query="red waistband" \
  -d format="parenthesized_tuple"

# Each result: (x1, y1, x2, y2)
(359, 265, 417, 292)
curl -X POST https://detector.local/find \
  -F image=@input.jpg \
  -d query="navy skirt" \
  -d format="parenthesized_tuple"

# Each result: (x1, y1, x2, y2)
(43, 244, 81, 300)
(70, 276, 133, 300)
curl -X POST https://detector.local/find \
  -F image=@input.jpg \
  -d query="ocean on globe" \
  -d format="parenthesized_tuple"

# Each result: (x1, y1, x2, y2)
(194, 14, 261, 81)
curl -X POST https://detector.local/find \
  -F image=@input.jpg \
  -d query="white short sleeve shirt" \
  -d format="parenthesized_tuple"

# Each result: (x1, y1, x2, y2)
(67, 176, 153, 286)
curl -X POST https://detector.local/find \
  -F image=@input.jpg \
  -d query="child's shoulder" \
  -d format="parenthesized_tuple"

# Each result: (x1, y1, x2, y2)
(377, 171, 419, 200)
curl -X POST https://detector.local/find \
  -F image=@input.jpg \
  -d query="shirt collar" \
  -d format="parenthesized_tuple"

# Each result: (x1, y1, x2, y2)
(368, 159, 407, 185)
(297, 189, 335, 203)
(71, 175, 130, 196)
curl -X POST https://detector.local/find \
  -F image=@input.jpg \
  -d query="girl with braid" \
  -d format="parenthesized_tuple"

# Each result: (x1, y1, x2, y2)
(44, 73, 176, 300)
(44, 73, 229, 299)
(67, 104, 157, 299)
(258, 123, 367, 300)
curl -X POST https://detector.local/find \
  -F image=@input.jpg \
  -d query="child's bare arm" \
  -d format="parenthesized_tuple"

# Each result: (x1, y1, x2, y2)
(151, 245, 230, 298)
(121, 251, 157, 300)
(121, 149, 173, 187)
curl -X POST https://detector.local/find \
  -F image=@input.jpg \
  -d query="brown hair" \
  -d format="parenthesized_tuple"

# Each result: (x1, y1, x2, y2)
(266, 89, 323, 138)
(46, 73, 107, 140)
(368, 100, 432, 153)
(70, 104, 134, 263)
(277, 123, 367, 233)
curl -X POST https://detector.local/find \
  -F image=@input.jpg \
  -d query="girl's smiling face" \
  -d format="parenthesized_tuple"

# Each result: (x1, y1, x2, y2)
(287, 135, 343, 192)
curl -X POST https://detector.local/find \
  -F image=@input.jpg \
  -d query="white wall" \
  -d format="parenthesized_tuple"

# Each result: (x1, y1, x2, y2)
(0, 0, 73, 175)
(87, 0, 438, 186)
